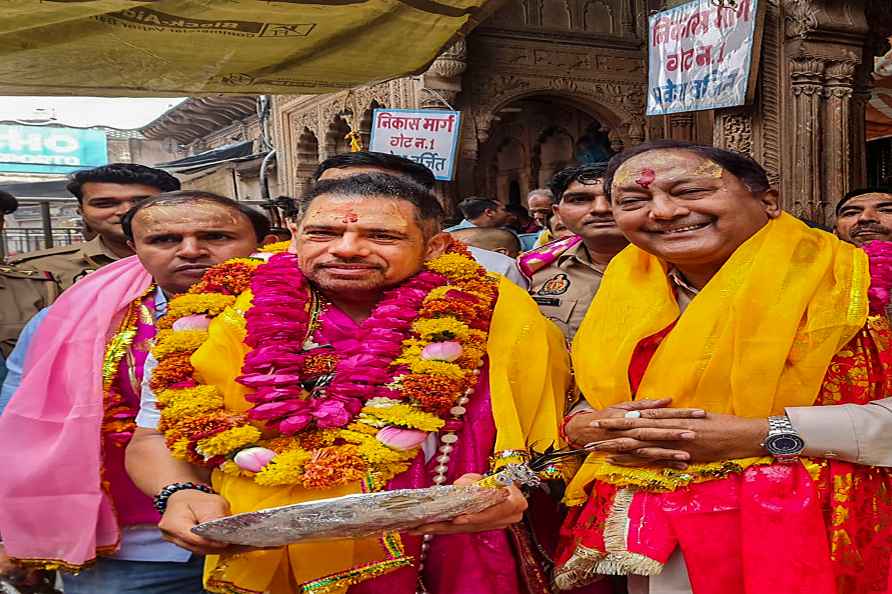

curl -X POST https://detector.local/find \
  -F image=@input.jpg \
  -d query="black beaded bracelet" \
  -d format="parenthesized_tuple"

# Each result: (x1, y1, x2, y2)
(153, 481, 215, 514)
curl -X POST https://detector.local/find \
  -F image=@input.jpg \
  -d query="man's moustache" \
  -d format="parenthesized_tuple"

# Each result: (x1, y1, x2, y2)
(852, 225, 891, 236)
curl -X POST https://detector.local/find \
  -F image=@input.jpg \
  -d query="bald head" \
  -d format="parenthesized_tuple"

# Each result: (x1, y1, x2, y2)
(450, 227, 521, 257)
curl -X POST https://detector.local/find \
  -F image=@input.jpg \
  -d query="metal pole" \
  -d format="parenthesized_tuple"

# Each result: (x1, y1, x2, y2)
(40, 201, 53, 249)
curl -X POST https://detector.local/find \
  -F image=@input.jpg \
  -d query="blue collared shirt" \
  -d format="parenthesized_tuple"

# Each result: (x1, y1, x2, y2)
(0, 288, 191, 563)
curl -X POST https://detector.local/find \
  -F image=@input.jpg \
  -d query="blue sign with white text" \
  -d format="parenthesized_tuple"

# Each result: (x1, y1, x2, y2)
(0, 125, 108, 174)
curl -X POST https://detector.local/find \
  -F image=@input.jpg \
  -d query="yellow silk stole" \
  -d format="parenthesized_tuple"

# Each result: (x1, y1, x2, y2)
(565, 213, 869, 505)
(191, 276, 569, 594)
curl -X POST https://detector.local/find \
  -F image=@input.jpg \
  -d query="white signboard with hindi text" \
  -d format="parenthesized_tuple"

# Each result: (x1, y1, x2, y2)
(369, 109, 462, 181)
(647, 0, 762, 116)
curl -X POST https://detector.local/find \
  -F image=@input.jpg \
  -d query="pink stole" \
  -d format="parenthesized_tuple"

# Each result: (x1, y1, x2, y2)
(0, 257, 152, 568)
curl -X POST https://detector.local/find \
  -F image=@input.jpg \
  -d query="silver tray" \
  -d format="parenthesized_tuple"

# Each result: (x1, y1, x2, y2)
(192, 484, 508, 547)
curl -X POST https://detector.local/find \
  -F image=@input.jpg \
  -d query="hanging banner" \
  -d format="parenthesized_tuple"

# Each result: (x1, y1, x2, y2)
(369, 109, 462, 181)
(0, 1, 496, 96)
(0, 125, 108, 174)
(646, 0, 763, 116)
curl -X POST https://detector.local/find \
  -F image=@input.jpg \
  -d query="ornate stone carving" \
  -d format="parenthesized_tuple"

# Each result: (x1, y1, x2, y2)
(788, 57, 825, 221)
(790, 58, 824, 95)
(429, 40, 468, 79)
(783, 0, 819, 39)
(823, 60, 856, 98)
(756, 0, 782, 185)
(714, 111, 753, 156)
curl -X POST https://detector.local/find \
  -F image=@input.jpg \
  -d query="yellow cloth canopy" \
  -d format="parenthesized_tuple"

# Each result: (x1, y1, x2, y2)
(0, 0, 496, 96)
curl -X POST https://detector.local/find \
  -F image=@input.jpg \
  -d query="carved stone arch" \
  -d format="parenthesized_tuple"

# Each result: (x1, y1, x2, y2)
(294, 127, 320, 195)
(323, 112, 352, 159)
(476, 86, 632, 147)
(540, 0, 571, 29)
(492, 136, 529, 205)
(534, 125, 575, 185)
(358, 99, 385, 150)
(582, 0, 615, 34)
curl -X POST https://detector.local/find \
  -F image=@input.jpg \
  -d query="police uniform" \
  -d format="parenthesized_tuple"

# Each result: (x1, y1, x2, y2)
(0, 265, 59, 358)
(518, 236, 603, 341)
(7, 235, 120, 292)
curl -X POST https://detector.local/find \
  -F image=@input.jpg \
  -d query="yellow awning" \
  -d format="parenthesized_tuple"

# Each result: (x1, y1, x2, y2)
(0, 0, 496, 96)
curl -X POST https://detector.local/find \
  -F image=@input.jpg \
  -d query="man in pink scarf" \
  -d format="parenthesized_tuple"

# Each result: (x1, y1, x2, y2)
(0, 190, 273, 594)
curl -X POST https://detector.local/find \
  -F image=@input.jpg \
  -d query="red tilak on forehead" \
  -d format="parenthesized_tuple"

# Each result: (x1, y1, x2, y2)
(636, 168, 656, 189)
(341, 212, 359, 224)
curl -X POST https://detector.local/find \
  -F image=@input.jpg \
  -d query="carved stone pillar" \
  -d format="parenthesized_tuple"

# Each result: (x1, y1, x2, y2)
(780, 0, 876, 223)
(789, 58, 825, 220)
(625, 117, 646, 145)
(420, 40, 467, 109)
(822, 60, 856, 211)
(667, 113, 695, 141)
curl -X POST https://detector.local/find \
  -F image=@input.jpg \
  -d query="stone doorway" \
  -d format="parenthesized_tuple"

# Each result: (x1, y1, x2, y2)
(475, 94, 619, 206)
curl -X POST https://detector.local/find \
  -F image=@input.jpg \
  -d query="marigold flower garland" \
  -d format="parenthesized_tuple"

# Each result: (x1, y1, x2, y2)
(153, 240, 498, 490)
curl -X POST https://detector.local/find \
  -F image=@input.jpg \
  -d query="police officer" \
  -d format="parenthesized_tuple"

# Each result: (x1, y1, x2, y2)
(517, 163, 628, 340)
(0, 191, 60, 383)
(9, 163, 180, 291)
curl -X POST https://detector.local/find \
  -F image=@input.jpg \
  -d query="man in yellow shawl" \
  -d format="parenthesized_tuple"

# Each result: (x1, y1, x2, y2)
(126, 173, 569, 594)
(554, 140, 892, 594)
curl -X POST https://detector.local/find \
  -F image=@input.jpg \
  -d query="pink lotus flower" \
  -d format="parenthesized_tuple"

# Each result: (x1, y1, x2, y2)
(376, 426, 428, 451)
(233, 447, 277, 472)
(421, 341, 463, 362)
(172, 314, 211, 331)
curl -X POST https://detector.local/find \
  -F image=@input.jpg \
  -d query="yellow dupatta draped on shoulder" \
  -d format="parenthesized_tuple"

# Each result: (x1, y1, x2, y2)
(191, 276, 569, 594)
(565, 214, 869, 504)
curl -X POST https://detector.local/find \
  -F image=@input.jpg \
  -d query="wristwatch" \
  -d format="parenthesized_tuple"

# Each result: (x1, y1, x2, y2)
(761, 415, 805, 462)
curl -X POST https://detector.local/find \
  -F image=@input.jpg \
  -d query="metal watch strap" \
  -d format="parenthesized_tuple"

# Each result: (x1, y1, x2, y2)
(768, 415, 795, 433)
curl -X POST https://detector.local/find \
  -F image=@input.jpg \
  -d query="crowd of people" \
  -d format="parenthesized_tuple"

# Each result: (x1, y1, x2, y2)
(0, 141, 891, 594)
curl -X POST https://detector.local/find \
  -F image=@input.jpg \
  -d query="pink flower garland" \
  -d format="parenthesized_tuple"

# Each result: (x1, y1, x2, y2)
(863, 240, 892, 314)
(237, 252, 448, 435)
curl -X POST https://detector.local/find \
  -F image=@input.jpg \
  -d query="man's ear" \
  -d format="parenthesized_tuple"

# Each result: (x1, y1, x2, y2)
(261, 234, 281, 246)
(424, 232, 452, 260)
(127, 240, 136, 251)
(760, 189, 782, 218)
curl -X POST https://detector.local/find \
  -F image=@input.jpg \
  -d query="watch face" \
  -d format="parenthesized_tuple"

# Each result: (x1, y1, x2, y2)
(766, 433, 805, 455)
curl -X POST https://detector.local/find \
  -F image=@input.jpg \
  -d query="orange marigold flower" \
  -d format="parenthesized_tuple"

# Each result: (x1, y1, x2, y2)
(420, 299, 480, 320)
(164, 412, 247, 453)
(301, 446, 366, 489)
(401, 373, 465, 414)
(190, 261, 258, 296)
(149, 351, 194, 391)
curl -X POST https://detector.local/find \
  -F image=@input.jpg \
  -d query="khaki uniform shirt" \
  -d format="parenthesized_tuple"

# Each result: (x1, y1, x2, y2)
(0, 265, 59, 358)
(527, 241, 604, 341)
(8, 235, 120, 293)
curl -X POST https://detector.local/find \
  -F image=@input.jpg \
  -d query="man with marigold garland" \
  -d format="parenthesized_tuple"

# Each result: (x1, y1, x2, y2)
(0, 191, 274, 593)
(126, 173, 570, 594)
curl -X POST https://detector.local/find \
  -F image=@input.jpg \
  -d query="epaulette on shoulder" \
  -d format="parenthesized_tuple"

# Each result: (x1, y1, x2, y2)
(0, 264, 57, 281)
(7, 243, 81, 264)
